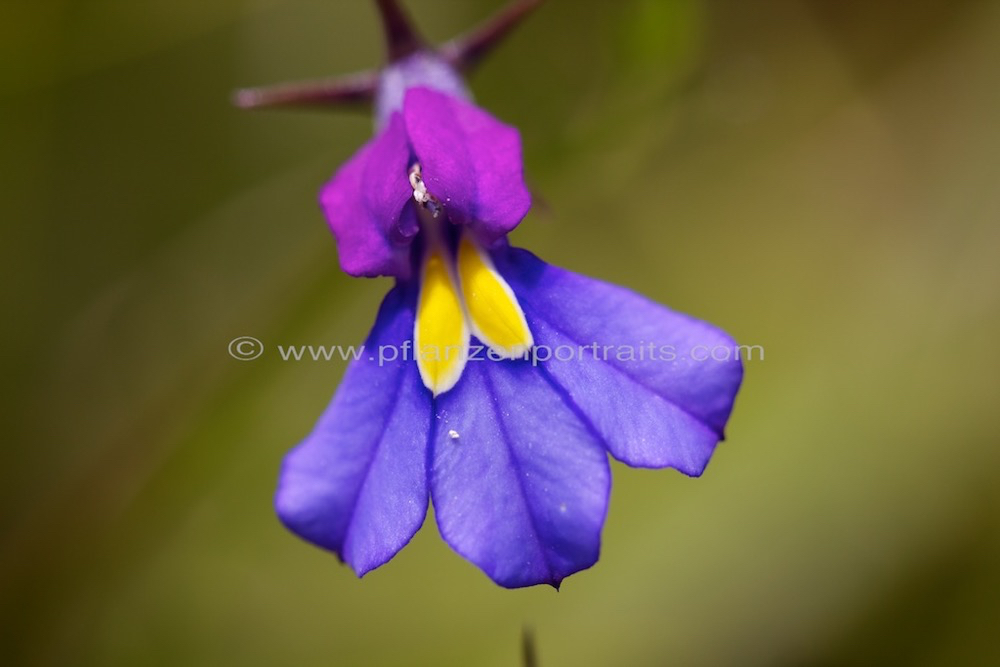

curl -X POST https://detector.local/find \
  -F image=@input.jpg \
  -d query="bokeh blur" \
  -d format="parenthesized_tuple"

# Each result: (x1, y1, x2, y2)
(3, 0, 1000, 665)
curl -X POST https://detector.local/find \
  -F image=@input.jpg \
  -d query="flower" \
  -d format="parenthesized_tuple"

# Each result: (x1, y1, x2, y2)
(238, 0, 742, 588)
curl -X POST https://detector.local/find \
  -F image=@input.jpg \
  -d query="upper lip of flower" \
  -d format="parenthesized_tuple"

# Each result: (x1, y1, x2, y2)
(318, 84, 532, 280)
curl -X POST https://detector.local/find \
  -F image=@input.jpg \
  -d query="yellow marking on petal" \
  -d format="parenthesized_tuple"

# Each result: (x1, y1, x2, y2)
(415, 247, 469, 396)
(456, 236, 533, 358)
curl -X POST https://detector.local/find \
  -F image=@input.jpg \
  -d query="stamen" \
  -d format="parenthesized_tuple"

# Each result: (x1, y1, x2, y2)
(408, 163, 442, 218)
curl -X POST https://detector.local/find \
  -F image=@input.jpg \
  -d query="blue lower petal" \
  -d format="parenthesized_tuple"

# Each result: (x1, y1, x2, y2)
(431, 357, 610, 588)
(275, 286, 431, 576)
(496, 247, 743, 475)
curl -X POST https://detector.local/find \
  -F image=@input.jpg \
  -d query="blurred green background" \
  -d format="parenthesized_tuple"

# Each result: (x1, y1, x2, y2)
(3, 0, 1000, 665)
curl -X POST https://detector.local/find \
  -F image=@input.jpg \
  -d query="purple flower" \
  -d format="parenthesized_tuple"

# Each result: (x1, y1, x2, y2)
(238, 0, 742, 588)
(320, 84, 530, 282)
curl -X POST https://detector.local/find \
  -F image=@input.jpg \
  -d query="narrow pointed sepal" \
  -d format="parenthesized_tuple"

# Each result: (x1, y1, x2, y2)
(275, 286, 431, 576)
(233, 0, 545, 112)
(375, 0, 426, 63)
(497, 247, 743, 476)
(232, 71, 377, 111)
(441, 0, 545, 72)
(431, 359, 610, 588)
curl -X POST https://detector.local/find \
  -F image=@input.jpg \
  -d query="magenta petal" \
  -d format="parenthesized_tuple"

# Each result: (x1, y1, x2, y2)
(431, 359, 610, 588)
(497, 247, 743, 475)
(319, 113, 414, 278)
(403, 87, 530, 241)
(275, 287, 431, 576)
(375, 53, 470, 130)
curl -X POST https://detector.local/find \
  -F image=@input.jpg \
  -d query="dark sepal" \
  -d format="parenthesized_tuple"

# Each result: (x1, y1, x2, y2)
(232, 71, 378, 111)
(441, 0, 544, 72)
(232, 0, 544, 112)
